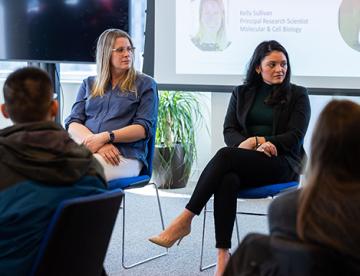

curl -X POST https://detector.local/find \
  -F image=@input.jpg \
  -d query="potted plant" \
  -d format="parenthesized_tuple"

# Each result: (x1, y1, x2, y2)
(153, 90, 206, 189)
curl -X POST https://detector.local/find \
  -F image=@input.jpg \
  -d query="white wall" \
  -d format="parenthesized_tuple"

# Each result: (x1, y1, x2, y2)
(0, 79, 11, 129)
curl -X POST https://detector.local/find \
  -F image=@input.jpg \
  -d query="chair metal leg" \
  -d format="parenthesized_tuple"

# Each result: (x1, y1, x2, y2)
(121, 183, 168, 269)
(199, 203, 216, 271)
(199, 192, 291, 272)
(199, 200, 263, 272)
(237, 211, 267, 216)
(151, 182, 166, 230)
(235, 214, 240, 243)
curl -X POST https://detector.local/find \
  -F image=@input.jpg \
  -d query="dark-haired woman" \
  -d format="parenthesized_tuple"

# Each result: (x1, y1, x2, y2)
(149, 40, 311, 275)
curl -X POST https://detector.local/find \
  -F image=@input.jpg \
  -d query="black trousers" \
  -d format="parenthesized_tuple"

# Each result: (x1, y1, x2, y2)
(185, 147, 296, 248)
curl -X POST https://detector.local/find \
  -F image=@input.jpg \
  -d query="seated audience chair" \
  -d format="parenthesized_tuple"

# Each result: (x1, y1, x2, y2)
(108, 131, 167, 269)
(30, 188, 124, 276)
(200, 181, 299, 271)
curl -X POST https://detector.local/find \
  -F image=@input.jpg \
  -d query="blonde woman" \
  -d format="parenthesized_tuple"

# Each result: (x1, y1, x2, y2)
(191, 0, 231, 51)
(65, 29, 158, 181)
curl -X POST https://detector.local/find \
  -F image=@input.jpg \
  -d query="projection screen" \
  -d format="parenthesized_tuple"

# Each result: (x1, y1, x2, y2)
(143, 0, 360, 94)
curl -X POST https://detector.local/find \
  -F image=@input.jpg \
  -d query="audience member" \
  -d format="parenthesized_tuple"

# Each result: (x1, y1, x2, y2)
(269, 99, 360, 262)
(0, 67, 107, 276)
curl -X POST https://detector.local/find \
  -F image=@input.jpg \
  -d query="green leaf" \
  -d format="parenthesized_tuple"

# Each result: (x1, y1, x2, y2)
(155, 90, 208, 178)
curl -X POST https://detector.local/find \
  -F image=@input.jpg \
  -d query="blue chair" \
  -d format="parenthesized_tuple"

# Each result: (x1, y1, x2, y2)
(199, 181, 299, 271)
(30, 188, 124, 276)
(108, 131, 167, 269)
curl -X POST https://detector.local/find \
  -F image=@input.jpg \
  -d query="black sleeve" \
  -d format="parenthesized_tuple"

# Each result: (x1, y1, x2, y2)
(266, 86, 311, 154)
(223, 87, 247, 147)
(223, 233, 277, 276)
(268, 189, 300, 240)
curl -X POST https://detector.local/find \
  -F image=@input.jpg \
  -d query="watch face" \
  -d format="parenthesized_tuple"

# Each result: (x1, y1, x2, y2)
(109, 131, 115, 143)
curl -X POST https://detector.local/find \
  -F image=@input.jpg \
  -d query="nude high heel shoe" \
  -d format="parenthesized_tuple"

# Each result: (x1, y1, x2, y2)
(148, 224, 191, 248)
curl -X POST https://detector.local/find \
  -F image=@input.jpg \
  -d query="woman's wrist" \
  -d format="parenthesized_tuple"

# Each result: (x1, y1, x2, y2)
(99, 131, 111, 144)
(258, 136, 266, 145)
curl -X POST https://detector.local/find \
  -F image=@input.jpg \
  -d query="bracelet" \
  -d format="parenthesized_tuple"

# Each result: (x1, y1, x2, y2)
(255, 136, 261, 149)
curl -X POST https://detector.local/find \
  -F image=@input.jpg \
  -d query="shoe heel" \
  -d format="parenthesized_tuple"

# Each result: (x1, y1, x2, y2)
(177, 237, 184, 246)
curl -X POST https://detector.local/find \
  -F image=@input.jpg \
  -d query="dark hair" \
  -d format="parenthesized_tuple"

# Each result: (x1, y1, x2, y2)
(297, 100, 360, 258)
(3, 67, 53, 123)
(244, 40, 291, 105)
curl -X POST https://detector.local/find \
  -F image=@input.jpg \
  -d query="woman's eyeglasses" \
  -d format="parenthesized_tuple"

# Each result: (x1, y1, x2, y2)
(112, 46, 136, 54)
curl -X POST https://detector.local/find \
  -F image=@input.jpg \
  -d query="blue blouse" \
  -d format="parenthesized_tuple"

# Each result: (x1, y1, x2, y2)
(64, 73, 159, 170)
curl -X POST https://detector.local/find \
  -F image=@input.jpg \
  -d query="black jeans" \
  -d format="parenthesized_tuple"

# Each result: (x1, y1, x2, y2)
(185, 147, 296, 248)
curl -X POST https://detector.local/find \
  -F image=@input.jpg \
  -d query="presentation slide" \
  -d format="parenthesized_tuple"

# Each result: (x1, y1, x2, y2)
(151, 0, 360, 91)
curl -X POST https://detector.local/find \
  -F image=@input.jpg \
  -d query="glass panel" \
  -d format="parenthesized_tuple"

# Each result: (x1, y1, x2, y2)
(60, 63, 96, 83)
(0, 61, 27, 74)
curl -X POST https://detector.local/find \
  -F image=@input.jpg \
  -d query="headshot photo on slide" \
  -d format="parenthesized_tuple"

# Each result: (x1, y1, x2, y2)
(190, 0, 231, 52)
(338, 0, 360, 52)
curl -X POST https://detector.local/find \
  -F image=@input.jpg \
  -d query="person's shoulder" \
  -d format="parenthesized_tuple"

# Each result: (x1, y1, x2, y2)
(231, 85, 251, 100)
(232, 84, 247, 94)
(136, 72, 158, 93)
(268, 189, 300, 238)
(136, 72, 157, 84)
(191, 36, 201, 48)
(269, 189, 300, 213)
(290, 83, 308, 95)
(82, 76, 96, 86)
(83, 75, 95, 81)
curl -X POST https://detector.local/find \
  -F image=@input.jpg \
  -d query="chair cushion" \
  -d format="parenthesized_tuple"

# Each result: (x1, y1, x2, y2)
(238, 181, 298, 199)
(108, 175, 150, 190)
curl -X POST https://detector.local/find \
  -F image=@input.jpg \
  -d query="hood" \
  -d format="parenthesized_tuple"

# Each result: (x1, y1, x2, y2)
(0, 121, 105, 190)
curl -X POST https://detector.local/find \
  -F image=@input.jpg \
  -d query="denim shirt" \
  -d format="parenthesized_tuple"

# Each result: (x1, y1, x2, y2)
(64, 72, 159, 170)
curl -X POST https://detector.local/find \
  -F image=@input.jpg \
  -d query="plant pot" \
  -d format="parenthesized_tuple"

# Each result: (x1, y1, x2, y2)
(152, 144, 191, 189)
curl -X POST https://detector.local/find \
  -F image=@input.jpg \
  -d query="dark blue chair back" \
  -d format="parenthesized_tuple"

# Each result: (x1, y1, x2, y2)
(142, 128, 156, 177)
(30, 189, 123, 276)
